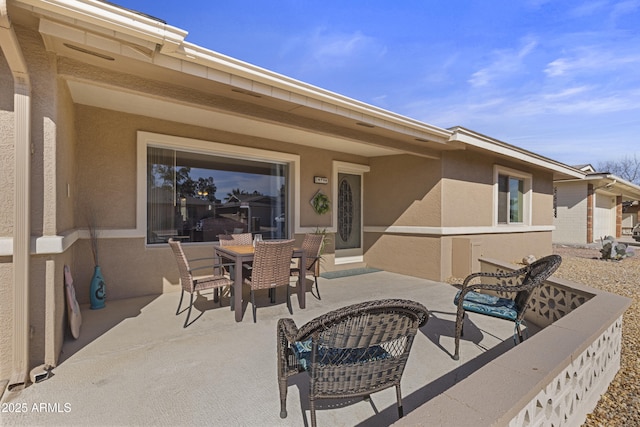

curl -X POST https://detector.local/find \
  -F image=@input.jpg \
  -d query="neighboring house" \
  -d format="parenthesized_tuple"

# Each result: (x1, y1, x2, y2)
(553, 165, 640, 244)
(0, 0, 583, 388)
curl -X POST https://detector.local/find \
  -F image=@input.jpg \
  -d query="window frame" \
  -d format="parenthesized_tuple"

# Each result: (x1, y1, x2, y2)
(493, 165, 532, 227)
(137, 132, 300, 246)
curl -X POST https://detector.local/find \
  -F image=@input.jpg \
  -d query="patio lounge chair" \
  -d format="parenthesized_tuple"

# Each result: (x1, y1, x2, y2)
(277, 299, 429, 426)
(245, 239, 295, 323)
(452, 254, 562, 360)
(168, 238, 233, 328)
(290, 233, 324, 299)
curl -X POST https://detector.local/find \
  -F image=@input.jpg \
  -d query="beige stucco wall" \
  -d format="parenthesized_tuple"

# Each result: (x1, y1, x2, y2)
(531, 169, 554, 226)
(441, 151, 494, 227)
(365, 155, 442, 227)
(70, 103, 368, 301)
(0, 50, 14, 237)
(362, 150, 555, 281)
(364, 233, 443, 279)
(0, 32, 15, 381)
(441, 150, 555, 227)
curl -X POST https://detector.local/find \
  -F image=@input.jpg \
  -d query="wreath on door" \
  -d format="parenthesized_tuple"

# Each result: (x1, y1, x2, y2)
(311, 190, 331, 215)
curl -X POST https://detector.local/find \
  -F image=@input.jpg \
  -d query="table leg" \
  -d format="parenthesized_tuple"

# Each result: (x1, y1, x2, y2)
(234, 257, 243, 322)
(298, 252, 306, 309)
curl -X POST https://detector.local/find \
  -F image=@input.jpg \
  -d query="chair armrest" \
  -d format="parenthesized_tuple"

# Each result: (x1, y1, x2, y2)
(189, 256, 217, 263)
(461, 265, 529, 287)
(189, 265, 215, 273)
(277, 318, 300, 343)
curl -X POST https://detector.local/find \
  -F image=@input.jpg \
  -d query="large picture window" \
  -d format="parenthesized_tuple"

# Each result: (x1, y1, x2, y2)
(495, 167, 531, 226)
(146, 146, 288, 244)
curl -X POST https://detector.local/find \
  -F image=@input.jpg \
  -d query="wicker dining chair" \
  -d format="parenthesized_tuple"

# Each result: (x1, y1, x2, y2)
(277, 299, 429, 426)
(168, 238, 233, 328)
(218, 232, 253, 246)
(244, 239, 295, 323)
(290, 233, 324, 299)
(452, 254, 562, 360)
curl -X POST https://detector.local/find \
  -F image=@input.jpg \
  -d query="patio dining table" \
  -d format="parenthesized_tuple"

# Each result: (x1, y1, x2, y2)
(215, 244, 307, 322)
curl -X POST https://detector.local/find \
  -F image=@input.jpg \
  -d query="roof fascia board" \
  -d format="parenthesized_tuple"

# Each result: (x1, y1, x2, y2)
(556, 174, 640, 198)
(14, 0, 187, 49)
(451, 127, 584, 178)
(172, 40, 453, 143)
(20, 0, 452, 145)
(588, 174, 640, 197)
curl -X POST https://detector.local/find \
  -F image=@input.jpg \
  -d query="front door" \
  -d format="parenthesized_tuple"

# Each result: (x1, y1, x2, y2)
(335, 173, 362, 262)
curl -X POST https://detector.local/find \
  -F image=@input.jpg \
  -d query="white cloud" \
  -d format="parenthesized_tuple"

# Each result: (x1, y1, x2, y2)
(302, 27, 387, 68)
(545, 44, 640, 77)
(542, 86, 591, 100)
(468, 38, 538, 87)
(611, 0, 640, 22)
(569, 1, 610, 17)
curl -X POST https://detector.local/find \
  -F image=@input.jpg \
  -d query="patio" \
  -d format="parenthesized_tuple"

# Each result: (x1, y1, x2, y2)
(0, 270, 526, 426)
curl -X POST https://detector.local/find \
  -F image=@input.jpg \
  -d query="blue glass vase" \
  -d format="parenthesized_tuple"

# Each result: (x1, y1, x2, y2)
(90, 265, 106, 310)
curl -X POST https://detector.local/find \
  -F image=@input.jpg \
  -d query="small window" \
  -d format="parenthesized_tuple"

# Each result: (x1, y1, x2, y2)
(495, 167, 531, 225)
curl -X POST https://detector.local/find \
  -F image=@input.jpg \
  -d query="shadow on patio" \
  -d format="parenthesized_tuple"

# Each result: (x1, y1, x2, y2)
(1, 271, 524, 426)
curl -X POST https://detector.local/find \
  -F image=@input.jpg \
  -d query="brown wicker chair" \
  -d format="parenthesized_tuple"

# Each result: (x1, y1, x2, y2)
(168, 238, 233, 328)
(277, 299, 429, 426)
(452, 254, 562, 360)
(244, 239, 295, 323)
(218, 232, 253, 246)
(290, 233, 324, 299)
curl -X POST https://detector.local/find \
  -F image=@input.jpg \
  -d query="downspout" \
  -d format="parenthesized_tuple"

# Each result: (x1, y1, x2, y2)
(0, 0, 32, 389)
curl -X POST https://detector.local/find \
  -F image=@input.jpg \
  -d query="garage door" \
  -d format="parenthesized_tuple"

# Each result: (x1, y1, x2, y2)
(594, 193, 615, 239)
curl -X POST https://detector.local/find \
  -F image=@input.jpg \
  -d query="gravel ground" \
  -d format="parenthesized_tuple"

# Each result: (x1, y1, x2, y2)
(552, 245, 640, 427)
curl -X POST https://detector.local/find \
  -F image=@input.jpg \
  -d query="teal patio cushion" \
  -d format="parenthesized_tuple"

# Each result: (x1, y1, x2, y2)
(292, 339, 390, 370)
(454, 290, 518, 321)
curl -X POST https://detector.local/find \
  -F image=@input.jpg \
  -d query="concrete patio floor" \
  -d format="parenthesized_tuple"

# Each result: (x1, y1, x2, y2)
(1, 271, 528, 426)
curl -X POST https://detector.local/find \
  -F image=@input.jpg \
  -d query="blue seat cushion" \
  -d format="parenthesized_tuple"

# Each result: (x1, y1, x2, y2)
(454, 290, 518, 321)
(292, 339, 390, 370)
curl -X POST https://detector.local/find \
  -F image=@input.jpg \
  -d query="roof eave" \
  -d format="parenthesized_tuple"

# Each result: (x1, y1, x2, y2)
(449, 127, 585, 179)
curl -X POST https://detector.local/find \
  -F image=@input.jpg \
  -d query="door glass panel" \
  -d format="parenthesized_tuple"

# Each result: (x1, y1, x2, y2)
(336, 173, 361, 250)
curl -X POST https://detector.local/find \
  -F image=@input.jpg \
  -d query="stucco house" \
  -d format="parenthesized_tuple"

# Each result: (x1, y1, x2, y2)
(0, 0, 583, 389)
(553, 165, 640, 245)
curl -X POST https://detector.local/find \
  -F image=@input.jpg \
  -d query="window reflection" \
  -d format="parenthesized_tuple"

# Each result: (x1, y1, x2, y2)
(147, 147, 287, 244)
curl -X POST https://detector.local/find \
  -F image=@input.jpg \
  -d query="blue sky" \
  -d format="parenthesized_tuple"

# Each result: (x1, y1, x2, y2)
(114, 0, 639, 167)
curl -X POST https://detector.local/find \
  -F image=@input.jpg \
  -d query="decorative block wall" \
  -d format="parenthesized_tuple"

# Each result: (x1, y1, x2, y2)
(508, 316, 623, 427)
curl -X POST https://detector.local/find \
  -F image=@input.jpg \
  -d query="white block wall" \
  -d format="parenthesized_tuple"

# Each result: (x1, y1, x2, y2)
(553, 182, 588, 244)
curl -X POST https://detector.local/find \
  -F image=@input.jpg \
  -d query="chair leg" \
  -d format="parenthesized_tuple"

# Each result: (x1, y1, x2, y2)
(213, 288, 219, 303)
(229, 285, 234, 311)
(395, 384, 404, 418)
(269, 287, 276, 304)
(453, 312, 465, 361)
(313, 276, 321, 300)
(183, 293, 194, 328)
(514, 320, 527, 344)
(176, 290, 185, 315)
(286, 285, 292, 315)
(310, 397, 317, 427)
(279, 377, 288, 418)
(251, 289, 257, 323)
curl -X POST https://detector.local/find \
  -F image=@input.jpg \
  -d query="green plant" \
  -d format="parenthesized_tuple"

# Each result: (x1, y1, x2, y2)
(311, 191, 330, 215)
(313, 227, 331, 255)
